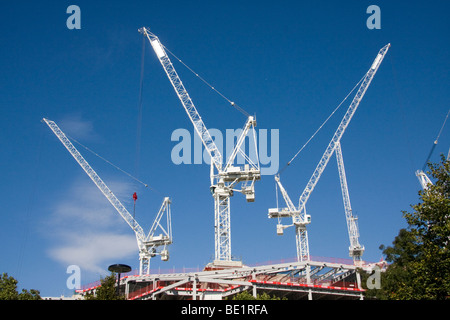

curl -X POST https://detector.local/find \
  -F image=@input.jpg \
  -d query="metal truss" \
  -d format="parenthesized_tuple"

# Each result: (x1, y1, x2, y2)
(115, 259, 367, 300)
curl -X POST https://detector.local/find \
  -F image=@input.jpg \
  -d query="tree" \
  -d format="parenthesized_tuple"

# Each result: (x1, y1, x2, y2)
(367, 156, 450, 299)
(0, 273, 41, 300)
(231, 290, 287, 300)
(84, 272, 125, 300)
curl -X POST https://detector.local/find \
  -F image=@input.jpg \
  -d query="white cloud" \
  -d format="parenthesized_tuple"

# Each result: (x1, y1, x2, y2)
(58, 114, 100, 142)
(48, 233, 136, 275)
(45, 176, 138, 276)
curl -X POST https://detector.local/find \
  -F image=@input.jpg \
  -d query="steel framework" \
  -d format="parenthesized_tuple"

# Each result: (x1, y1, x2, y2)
(78, 258, 370, 300)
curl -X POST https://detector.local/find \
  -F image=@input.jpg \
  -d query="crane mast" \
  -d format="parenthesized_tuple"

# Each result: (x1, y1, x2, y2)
(269, 175, 311, 261)
(269, 44, 390, 262)
(140, 27, 260, 265)
(335, 142, 364, 264)
(43, 118, 172, 275)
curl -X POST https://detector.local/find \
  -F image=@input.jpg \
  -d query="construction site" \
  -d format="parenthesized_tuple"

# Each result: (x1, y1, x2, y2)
(43, 27, 400, 300)
(75, 256, 380, 300)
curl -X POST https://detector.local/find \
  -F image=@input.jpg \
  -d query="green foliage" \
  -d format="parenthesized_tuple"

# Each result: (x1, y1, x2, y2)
(0, 273, 41, 300)
(231, 290, 287, 300)
(18, 289, 42, 300)
(367, 156, 450, 300)
(84, 272, 125, 300)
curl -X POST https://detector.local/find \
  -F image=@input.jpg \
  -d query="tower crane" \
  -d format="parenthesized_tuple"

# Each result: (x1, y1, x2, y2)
(269, 44, 390, 262)
(43, 118, 172, 275)
(139, 27, 260, 266)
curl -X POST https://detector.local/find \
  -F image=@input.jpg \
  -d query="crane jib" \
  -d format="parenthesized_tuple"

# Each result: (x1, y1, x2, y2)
(143, 28, 225, 171)
(297, 43, 390, 213)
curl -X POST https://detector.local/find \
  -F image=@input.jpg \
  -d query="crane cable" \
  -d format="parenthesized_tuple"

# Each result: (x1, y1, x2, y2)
(161, 45, 251, 118)
(278, 72, 366, 175)
(135, 33, 146, 179)
(421, 108, 450, 171)
(435, 108, 450, 143)
(65, 134, 157, 192)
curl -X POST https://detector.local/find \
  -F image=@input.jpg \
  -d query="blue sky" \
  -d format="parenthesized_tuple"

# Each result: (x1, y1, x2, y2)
(1, 1, 449, 297)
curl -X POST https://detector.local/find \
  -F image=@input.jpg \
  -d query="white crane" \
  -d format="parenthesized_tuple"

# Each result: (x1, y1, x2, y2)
(416, 170, 433, 190)
(139, 27, 260, 266)
(43, 118, 172, 275)
(335, 142, 364, 265)
(269, 44, 390, 262)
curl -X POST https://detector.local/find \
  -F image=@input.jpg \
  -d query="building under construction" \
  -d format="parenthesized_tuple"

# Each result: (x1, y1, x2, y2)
(75, 256, 386, 300)
(44, 27, 391, 301)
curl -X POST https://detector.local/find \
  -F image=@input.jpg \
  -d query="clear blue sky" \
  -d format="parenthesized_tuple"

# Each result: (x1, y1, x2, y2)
(1, 1, 448, 297)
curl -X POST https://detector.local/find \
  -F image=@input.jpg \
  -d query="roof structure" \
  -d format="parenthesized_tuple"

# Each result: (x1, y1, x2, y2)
(77, 257, 381, 300)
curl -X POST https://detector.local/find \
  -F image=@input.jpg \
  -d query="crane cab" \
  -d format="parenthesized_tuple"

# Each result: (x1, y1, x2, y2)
(160, 250, 169, 261)
(305, 214, 311, 224)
